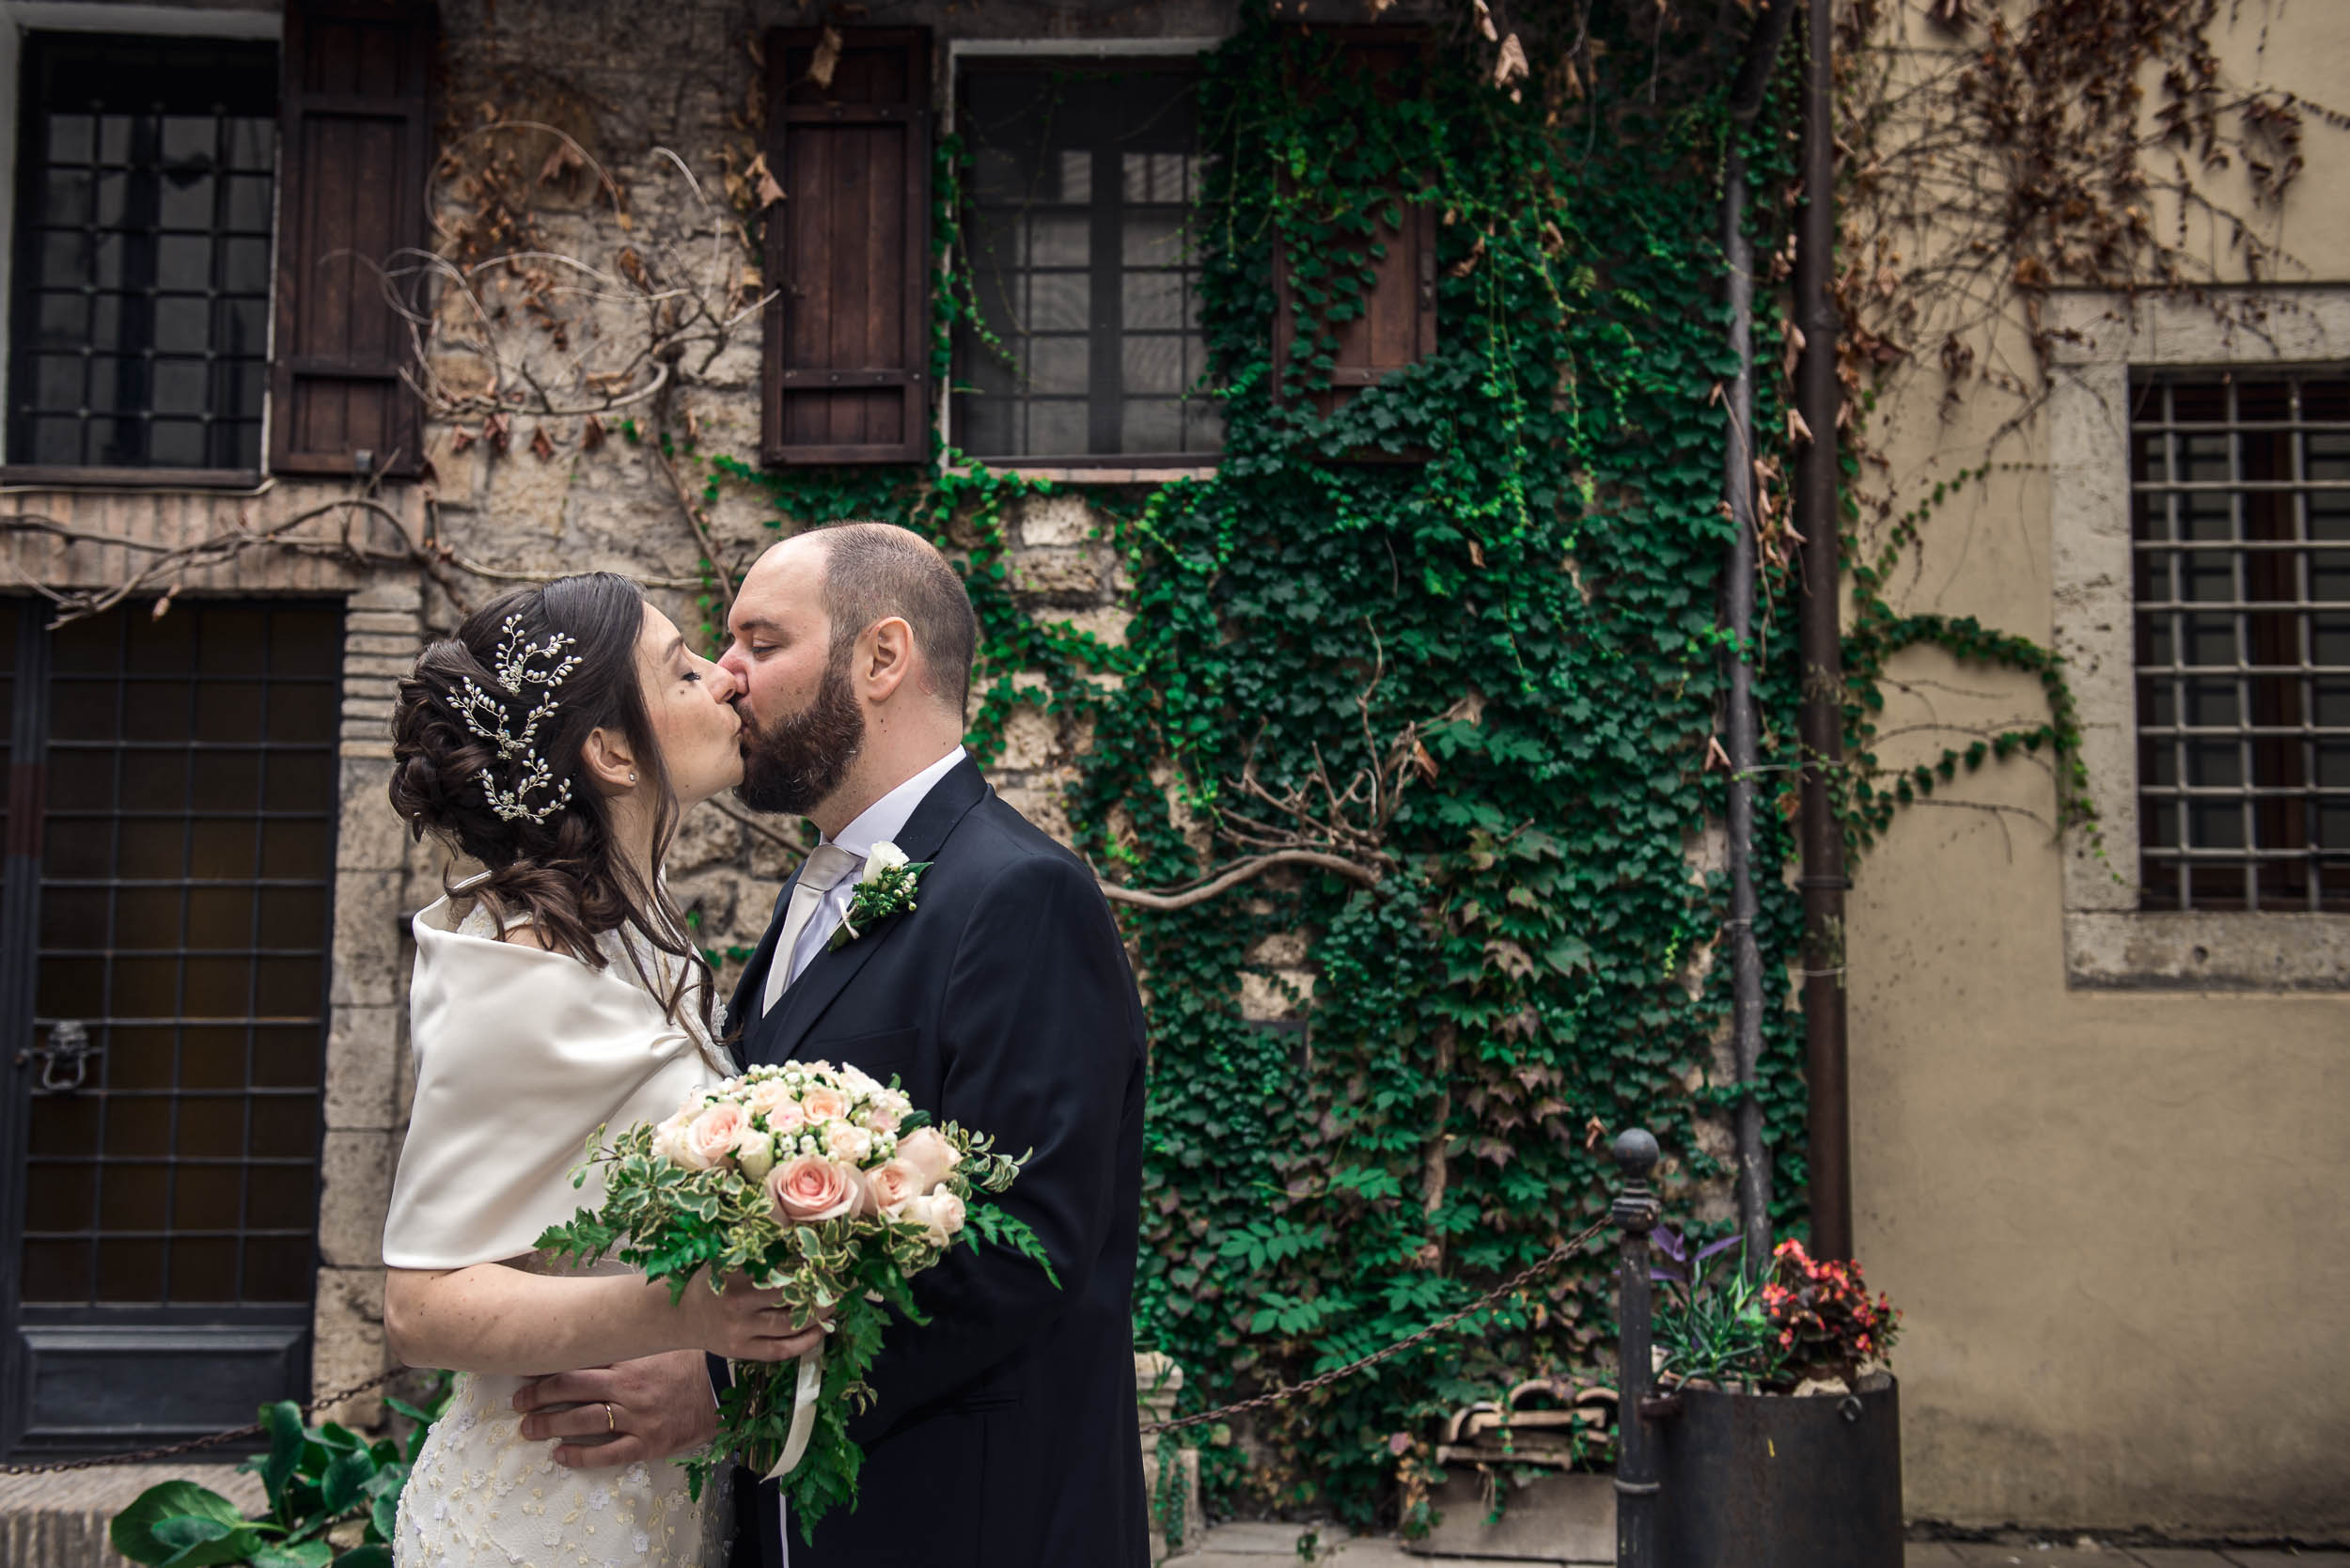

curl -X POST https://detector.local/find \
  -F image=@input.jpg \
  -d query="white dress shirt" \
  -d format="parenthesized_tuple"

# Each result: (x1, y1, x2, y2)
(768, 745, 967, 1010)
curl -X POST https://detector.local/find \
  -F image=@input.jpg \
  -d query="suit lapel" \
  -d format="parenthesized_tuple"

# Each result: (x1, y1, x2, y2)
(767, 757, 991, 1063)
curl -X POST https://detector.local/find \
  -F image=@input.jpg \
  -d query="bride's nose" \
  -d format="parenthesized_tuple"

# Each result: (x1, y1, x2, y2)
(705, 660, 743, 703)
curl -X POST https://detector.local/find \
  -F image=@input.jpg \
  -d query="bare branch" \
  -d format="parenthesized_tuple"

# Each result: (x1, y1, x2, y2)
(1097, 851, 1381, 912)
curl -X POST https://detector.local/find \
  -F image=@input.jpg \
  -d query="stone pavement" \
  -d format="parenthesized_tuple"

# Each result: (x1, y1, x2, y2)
(0, 1463, 263, 1568)
(1175, 1521, 2350, 1568)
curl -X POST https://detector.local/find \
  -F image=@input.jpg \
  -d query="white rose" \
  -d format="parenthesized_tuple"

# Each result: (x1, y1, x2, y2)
(734, 1129, 776, 1183)
(651, 1111, 695, 1167)
(856, 841, 910, 885)
(902, 1190, 967, 1245)
(822, 1121, 873, 1165)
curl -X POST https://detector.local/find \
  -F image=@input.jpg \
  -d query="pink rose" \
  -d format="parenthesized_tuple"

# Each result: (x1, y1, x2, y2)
(763, 1098, 807, 1137)
(682, 1103, 747, 1170)
(800, 1086, 851, 1123)
(766, 1155, 864, 1223)
(744, 1080, 795, 1121)
(862, 1103, 902, 1136)
(867, 1158, 922, 1214)
(896, 1126, 960, 1193)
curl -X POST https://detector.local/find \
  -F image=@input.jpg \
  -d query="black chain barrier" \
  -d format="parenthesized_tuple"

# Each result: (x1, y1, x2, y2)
(0, 1367, 406, 1477)
(1140, 1215, 1615, 1436)
(0, 1215, 1614, 1472)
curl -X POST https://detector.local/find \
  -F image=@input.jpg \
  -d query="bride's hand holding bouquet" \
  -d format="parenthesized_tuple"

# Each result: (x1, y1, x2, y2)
(536, 1060, 1055, 1537)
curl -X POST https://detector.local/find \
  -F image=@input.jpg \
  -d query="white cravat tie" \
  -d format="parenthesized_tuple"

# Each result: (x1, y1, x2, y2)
(761, 842, 861, 1016)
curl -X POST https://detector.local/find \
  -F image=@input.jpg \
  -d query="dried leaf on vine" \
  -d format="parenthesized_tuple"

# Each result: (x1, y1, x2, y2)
(1493, 34, 1528, 93)
(539, 139, 586, 191)
(807, 26, 843, 89)
(1483, 940, 1535, 980)
(747, 151, 785, 210)
(529, 425, 557, 463)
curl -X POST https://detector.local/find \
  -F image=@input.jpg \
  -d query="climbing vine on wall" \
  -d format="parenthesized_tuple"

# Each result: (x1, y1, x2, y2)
(663, 7, 1814, 1521)
(1058, 10, 1811, 1520)
(406, 0, 2304, 1529)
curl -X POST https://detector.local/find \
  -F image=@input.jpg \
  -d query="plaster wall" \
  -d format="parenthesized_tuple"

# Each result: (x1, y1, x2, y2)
(1848, 0, 2350, 1538)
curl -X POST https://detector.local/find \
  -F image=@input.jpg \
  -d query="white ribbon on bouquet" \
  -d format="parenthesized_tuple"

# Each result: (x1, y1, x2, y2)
(761, 1345, 826, 1482)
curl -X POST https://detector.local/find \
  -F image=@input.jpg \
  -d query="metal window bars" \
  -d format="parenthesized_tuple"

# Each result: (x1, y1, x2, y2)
(15, 602, 341, 1308)
(2130, 372, 2350, 913)
(6, 35, 278, 471)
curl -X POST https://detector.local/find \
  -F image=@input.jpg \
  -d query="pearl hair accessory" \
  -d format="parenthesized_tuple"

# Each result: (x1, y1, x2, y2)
(449, 614, 581, 823)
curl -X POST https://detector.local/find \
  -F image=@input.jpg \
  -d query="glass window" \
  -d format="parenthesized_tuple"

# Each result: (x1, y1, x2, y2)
(2131, 371, 2350, 911)
(6, 33, 277, 471)
(952, 61, 1222, 463)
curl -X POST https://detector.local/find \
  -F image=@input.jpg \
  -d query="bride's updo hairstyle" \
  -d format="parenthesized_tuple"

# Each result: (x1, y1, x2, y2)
(388, 573, 709, 1030)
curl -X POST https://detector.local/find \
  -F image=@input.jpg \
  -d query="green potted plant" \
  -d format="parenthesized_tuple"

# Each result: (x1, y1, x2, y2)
(1647, 1231, 1904, 1568)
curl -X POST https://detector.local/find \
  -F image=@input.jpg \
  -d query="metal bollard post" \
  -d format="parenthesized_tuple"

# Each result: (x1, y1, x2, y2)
(1612, 1128, 1663, 1568)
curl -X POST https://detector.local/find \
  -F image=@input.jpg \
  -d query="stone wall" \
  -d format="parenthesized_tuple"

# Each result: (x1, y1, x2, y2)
(0, 0, 1338, 1422)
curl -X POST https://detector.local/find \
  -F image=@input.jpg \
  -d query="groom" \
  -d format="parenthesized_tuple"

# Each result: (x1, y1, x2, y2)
(522, 522, 1150, 1567)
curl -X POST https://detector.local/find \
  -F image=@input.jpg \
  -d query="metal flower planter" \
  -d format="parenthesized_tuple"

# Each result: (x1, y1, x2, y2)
(1653, 1375, 1903, 1568)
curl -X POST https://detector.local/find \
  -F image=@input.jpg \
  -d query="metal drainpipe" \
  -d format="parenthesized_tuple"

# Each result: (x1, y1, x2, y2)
(1723, 0, 1795, 1279)
(1793, 0, 1854, 1262)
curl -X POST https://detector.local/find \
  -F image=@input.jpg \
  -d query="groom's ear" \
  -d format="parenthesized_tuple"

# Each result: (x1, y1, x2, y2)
(578, 725, 639, 794)
(856, 616, 918, 705)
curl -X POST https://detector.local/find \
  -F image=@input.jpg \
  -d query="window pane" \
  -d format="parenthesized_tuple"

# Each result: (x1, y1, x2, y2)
(28, 602, 338, 1308)
(7, 34, 275, 472)
(952, 61, 1216, 461)
(2133, 373, 2350, 910)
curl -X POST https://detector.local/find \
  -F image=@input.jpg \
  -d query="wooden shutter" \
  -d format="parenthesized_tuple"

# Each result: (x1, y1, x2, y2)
(271, 0, 434, 479)
(1270, 31, 1437, 423)
(762, 28, 933, 466)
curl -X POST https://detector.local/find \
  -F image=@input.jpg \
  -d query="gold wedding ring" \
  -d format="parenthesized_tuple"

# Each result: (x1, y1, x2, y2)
(603, 1401, 617, 1435)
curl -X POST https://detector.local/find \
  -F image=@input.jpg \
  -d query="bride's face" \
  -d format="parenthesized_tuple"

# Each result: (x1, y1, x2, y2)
(634, 604, 744, 808)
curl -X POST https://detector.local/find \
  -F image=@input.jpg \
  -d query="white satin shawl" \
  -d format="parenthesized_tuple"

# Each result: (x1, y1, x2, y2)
(382, 895, 733, 1270)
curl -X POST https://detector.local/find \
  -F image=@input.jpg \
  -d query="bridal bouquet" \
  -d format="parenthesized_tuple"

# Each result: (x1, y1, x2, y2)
(535, 1060, 1053, 1535)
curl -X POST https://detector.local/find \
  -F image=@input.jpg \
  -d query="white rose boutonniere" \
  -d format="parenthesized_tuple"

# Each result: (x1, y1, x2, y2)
(829, 840, 930, 951)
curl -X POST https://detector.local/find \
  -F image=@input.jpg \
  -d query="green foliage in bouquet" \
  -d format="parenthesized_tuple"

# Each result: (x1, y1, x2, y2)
(110, 1383, 450, 1568)
(534, 1066, 1053, 1540)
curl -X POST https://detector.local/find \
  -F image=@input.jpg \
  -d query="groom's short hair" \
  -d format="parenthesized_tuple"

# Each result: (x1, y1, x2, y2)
(813, 521, 979, 710)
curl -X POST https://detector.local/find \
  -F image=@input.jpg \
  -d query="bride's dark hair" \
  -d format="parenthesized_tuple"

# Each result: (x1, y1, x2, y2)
(388, 573, 713, 1035)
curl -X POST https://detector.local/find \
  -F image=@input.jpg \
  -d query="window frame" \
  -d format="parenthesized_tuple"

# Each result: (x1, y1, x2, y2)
(941, 37, 1226, 479)
(2049, 288, 2350, 989)
(0, 4, 283, 488)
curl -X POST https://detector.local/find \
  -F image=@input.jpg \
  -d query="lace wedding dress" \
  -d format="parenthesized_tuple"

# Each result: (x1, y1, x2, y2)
(385, 893, 736, 1568)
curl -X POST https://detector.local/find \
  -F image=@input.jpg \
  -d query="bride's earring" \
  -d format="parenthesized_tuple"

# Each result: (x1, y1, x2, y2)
(628, 771, 638, 785)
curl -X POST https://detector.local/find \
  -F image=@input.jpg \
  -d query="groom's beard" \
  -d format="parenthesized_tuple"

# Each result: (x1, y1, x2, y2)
(733, 651, 866, 816)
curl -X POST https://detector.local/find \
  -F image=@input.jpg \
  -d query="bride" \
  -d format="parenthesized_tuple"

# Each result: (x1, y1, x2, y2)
(380, 573, 816, 1566)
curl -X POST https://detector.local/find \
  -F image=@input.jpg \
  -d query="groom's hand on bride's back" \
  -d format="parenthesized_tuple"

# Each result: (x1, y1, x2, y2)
(514, 1350, 720, 1469)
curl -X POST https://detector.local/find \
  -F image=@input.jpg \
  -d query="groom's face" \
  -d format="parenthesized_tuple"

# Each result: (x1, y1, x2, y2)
(720, 540, 866, 816)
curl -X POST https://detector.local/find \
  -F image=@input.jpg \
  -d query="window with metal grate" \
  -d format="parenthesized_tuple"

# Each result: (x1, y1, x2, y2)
(5, 33, 278, 473)
(2131, 372, 2350, 912)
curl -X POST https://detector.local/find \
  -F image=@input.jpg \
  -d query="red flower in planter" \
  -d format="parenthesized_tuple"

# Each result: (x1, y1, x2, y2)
(1763, 1239, 1902, 1385)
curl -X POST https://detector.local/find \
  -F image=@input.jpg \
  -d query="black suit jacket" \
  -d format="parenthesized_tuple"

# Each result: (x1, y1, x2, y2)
(721, 759, 1149, 1568)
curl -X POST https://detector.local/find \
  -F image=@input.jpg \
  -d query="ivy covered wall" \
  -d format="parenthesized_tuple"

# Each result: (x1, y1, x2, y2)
(679, 6, 1818, 1522)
